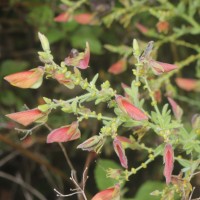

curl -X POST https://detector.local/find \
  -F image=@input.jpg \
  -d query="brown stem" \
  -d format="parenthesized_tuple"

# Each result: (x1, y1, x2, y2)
(0, 134, 67, 179)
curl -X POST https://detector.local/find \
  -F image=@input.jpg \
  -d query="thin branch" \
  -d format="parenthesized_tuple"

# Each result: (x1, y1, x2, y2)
(0, 151, 19, 167)
(0, 171, 47, 200)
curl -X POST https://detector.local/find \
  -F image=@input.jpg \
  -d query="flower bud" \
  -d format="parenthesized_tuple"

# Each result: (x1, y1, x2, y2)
(113, 137, 128, 169)
(191, 114, 200, 129)
(163, 143, 174, 184)
(38, 32, 50, 52)
(133, 39, 140, 58)
(168, 97, 183, 121)
(108, 59, 127, 75)
(175, 78, 200, 91)
(115, 95, 148, 121)
(77, 135, 105, 153)
(47, 122, 80, 143)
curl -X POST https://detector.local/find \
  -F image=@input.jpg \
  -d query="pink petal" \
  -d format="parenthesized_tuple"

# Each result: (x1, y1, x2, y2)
(6, 109, 45, 126)
(150, 60, 177, 75)
(78, 42, 90, 69)
(54, 12, 70, 22)
(175, 78, 198, 91)
(116, 136, 131, 144)
(92, 184, 120, 200)
(4, 67, 44, 89)
(113, 138, 128, 168)
(135, 23, 149, 34)
(167, 97, 183, 120)
(116, 95, 148, 121)
(47, 122, 80, 143)
(164, 143, 174, 184)
(74, 13, 93, 24)
(108, 59, 127, 75)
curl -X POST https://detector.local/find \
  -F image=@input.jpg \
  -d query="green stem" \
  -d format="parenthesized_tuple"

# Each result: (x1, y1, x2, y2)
(143, 77, 161, 116)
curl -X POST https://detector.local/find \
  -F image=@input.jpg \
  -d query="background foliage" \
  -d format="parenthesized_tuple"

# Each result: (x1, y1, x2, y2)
(1, 0, 200, 199)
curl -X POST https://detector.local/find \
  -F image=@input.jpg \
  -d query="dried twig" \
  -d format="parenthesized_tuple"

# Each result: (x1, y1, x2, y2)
(54, 168, 88, 200)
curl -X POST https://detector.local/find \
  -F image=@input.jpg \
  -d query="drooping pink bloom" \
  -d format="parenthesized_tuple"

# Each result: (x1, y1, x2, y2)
(65, 42, 90, 69)
(54, 12, 70, 22)
(92, 184, 120, 200)
(135, 23, 149, 34)
(6, 108, 47, 126)
(175, 78, 199, 91)
(163, 143, 174, 184)
(168, 97, 183, 121)
(74, 13, 93, 24)
(113, 137, 128, 168)
(4, 67, 44, 89)
(108, 59, 127, 75)
(47, 122, 80, 143)
(115, 95, 148, 121)
(150, 60, 177, 75)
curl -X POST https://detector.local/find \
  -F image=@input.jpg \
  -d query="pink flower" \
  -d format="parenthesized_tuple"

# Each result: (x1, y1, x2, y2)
(167, 97, 183, 121)
(54, 12, 70, 22)
(175, 78, 199, 91)
(6, 108, 47, 126)
(108, 59, 127, 75)
(4, 67, 44, 89)
(150, 60, 177, 75)
(92, 184, 120, 200)
(74, 13, 93, 24)
(135, 23, 149, 34)
(113, 137, 128, 168)
(115, 95, 148, 121)
(65, 42, 90, 69)
(163, 143, 174, 184)
(47, 122, 80, 143)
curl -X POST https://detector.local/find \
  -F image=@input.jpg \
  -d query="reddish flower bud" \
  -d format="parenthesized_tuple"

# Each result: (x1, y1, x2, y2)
(92, 184, 120, 200)
(163, 143, 174, 184)
(135, 23, 149, 34)
(156, 21, 169, 33)
(54, 12, 70, 22)
(65, 42, 90, 69)
(108, 59, 127, 75)
(154, 90, 162, 103)
(175, 78, 199, 91)
(47, 122, 80, 143)
(4, 67, 44, 89)
(150, 60, 177, 75)
(77, 135, 105, 153)
(168, 97, 183, 121)
(6, 108, 47, 126)
(113, 137, 128, 168)
(74, 13, 93, 24)
(115, 95, 148, 121)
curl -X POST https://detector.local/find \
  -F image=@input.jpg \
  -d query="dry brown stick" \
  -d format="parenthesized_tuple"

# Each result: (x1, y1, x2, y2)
(0, 134, 67, 179)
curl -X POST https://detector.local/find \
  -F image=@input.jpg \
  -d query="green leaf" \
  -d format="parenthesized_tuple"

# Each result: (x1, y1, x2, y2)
(94, 159, 122, 190)
(0, 90, 17, 106)
(46, 29, 65, 44)
(134, 181, 165, 200)
(70, 27, 103, 54)
(0, 60, 29, 80)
